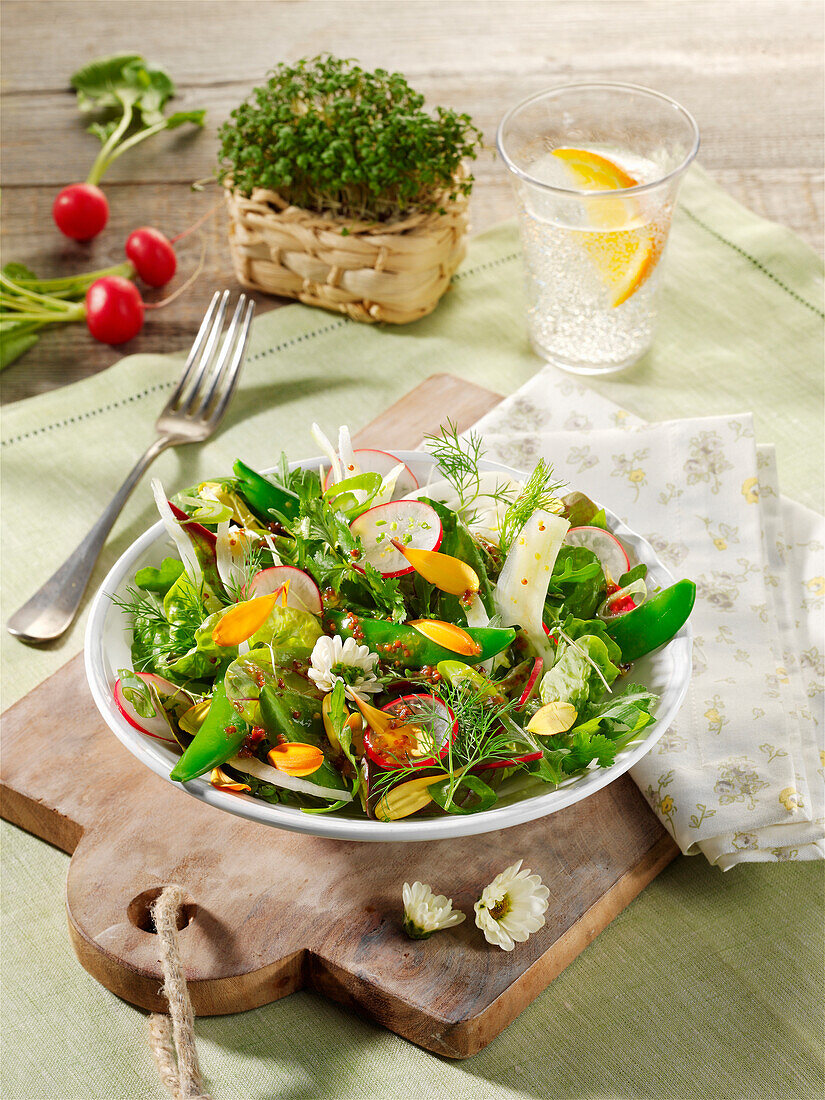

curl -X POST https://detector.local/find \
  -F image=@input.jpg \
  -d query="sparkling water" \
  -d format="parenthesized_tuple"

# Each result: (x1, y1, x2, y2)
(517, 147, 673, 374)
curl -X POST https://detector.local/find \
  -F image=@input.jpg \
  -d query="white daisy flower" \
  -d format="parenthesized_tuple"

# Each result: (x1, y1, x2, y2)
(474, 860, 549, 951)
(308, 634, 381, 697)
(402, 882, 465, 940)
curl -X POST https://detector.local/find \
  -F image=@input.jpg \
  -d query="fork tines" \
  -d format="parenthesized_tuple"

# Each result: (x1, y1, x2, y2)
(161, 291, 255, 427)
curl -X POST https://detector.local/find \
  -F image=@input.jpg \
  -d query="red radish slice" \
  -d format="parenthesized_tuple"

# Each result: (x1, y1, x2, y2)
(114, 673, 182, 743)
(564, 526, 630, 583)
(365, 694, 457, 770)
(349, 500, 442, 577)
(516, 658, 544, 710)
(323, 448, 419, 497)
(475, 748, 544, 771)
(247, 566, 323, 615)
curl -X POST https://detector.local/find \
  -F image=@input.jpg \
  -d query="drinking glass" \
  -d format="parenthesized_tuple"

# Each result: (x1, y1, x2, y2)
(497, 83, 699, 374)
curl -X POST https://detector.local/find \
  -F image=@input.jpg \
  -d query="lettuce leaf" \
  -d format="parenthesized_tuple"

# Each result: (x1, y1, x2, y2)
(557, 613, 622, 667)
(539, 635, 620, 711)
(224, 645, 321, 723)
(250, 604, 323, 654)
(134, 557, 184, 596)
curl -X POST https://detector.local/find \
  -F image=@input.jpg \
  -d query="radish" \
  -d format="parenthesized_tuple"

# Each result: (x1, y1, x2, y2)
(564, 526, 630, 583)
(85, 276, 144, 344)
(125, 227, 177, 287)
(475, 747, 543, 771)
(349, 500, 442, 577)
(247, 566, 323, 615)
(114, 672, 182, 743)
(365, 694, 457, 770)
(323, 449, 418, 498)
(516, 657, 544, 710)
(52, 183, 109, 241)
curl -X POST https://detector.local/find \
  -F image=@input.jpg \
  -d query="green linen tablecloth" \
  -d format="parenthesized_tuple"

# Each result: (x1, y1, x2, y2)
(1, 166, 823, 1099)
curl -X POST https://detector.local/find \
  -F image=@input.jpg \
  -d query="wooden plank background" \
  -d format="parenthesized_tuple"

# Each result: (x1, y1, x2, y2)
(1, 0, 822, 404)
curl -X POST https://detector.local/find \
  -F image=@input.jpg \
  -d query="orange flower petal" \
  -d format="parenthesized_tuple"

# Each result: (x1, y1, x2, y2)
(408, 619, 481, 656)
(210, 767, 251, 793)
(267, 742, 324, 777)
(212, 591, 280, 646)
(390, 540, 479, 597)
(352, 695, 392, 735)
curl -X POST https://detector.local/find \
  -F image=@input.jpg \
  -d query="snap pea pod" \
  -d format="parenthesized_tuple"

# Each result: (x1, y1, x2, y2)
(324, 609, 514, 669)
(233, 459, 300, 522)
(169, 681, 250, 783)
(259, 686, 347, 792)
(605, 580, 696, 663)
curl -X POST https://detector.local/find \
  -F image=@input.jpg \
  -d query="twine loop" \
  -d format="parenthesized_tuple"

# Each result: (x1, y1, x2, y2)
(148, 885, 211, 1100)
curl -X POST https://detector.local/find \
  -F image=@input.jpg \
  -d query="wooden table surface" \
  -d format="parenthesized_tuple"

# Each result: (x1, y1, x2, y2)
(2, 0, 822, 406)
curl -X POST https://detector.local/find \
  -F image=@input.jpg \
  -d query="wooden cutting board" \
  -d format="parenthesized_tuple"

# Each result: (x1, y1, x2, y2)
(0, 374, 678, 1058)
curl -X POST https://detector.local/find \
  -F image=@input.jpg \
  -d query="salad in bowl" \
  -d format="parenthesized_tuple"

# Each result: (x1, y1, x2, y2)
(87, 422, 694, 840)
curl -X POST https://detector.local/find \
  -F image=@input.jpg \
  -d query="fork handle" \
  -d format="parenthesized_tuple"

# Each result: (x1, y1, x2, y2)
(7, 436, 174, 644)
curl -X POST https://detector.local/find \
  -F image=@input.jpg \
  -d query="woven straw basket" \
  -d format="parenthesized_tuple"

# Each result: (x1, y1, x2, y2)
(224, 175, 470, 325)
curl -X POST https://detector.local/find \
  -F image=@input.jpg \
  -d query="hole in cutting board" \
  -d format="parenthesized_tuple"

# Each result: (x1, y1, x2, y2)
(127, 888, 197, 934)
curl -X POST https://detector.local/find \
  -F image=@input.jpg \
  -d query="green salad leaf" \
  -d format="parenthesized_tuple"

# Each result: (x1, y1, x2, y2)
(539, 634, 620, 711)
(546, 545, 606, 618)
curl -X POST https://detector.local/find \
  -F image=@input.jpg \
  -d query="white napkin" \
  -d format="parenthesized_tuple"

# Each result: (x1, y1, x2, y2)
(472, 369, 824, 868)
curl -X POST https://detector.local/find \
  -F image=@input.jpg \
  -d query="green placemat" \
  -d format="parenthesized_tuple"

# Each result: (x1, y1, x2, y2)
(1, 165, 823, 1099)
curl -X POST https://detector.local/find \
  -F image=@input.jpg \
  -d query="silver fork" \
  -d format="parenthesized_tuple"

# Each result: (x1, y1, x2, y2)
(7, 291, 255, 644)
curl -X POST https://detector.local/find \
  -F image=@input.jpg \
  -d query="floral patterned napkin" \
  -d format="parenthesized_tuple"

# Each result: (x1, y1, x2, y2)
(472, 368, 824, 868)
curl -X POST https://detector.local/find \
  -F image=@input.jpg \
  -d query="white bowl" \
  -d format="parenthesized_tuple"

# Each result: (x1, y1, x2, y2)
(85, 452, 691, 842)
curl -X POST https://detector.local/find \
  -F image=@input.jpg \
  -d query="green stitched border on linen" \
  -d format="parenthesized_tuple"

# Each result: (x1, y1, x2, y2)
(1, 259, 525, 450)
(3, 211, 820, 449)
(681, 206, 825, 319)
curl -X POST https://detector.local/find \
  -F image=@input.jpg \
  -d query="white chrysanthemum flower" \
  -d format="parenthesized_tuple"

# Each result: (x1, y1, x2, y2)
(402, 882, 465, 940)
(308, 634, 381, 697)
(474, 860, 549, 951)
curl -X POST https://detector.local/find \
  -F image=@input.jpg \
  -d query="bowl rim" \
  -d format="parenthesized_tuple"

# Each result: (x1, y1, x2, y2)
(85, 451, 692, 842)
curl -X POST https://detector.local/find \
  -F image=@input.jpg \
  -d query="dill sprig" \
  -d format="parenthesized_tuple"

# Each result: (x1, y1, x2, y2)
(370, 682, 533, 810)
(220, 538, 267, 605)
(498, 459, 566, 553)
(424, 419, 516, 524)
(111, 582, 205, 670)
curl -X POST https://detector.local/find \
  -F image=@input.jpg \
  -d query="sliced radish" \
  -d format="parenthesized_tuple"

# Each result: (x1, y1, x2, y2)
(516, 657, 544, 710)
(597, 577, 647, 620)
(114, 673, 183, 744)
(475, 748, 543, 771)
(349, 500, 442, 577)
(564, 526, 630, 584)
(324, 448, 418, 498)
(247, 566, 323, 615)
(365, 694, 457, 770)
